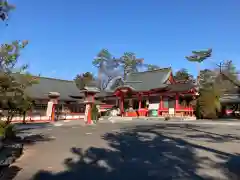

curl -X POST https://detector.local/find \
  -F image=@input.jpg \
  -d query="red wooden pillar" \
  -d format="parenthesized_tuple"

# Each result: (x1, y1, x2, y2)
(138, 93, 142, 109)
(175, 93, 179, 109)
(50, 98, 58, 122)
(159, 96, 163, 116)
(160, 96, 163, 109)
(146, 93, 150, 107)
(120, 93, 124, 116)
(51, 104, 55, 121)
(85, 92, 95, 125)
(86, 104, 92, 125)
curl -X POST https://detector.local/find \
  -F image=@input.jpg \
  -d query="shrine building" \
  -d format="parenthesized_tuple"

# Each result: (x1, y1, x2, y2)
(1, 68, 197, 123)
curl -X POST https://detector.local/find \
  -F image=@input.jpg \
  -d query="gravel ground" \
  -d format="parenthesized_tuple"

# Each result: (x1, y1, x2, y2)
(7, 120, 240, 180)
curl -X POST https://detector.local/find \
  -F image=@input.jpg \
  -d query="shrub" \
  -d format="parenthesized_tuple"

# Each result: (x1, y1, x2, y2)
(194, 87, 221, 119)
(0, 127, 5, 137)
(91, 104, 99, 121)
(194, 100, 202, 119)
(0, 120, 7, 128)
(164, 116, 170, 121)
(4, 124, 16, 139)
(0, 121, 16, 139)
(0, 120, 7, 137)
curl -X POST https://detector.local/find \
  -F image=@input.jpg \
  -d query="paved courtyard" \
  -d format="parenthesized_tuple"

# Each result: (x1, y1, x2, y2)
(5, 120, 240, 179)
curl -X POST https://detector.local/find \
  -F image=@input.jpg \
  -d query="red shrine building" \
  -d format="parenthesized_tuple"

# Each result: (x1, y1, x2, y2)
(97, 67, 197, 118)
(0, 68, 197, 123)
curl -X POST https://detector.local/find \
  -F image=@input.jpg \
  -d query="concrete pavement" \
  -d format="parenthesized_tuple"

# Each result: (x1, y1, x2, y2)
(6, 121, 240, 180)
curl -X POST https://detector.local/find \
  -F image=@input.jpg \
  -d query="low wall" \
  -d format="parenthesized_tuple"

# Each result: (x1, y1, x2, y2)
(57, 113, 85, 120)
(0, 113, 85, 123)
(0, 115, 51, 123)
(124, 108, 195, 118)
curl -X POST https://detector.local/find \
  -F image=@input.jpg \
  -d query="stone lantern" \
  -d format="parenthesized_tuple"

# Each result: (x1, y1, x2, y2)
(46, 92, 60, 121)
(79, 84, 100, 125)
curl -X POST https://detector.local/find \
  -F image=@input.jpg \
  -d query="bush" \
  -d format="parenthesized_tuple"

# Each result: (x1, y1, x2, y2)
(0, 120, 7, 137)
(91, 104, 99, 121)
(0, 127, 5, 137)
(0, 121, 16, 139)
(4, 124, 16, 139)
(194, 100, 202, 119)
(164, 116, 170, 121)
(194, 87, 221, 119)
(0, 120, 7, 128)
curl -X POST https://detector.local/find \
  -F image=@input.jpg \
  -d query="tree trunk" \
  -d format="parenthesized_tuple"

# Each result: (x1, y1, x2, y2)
(23, 111, 26, 124)
(98, 63, 104, 90)
(6, 111, 13, 125)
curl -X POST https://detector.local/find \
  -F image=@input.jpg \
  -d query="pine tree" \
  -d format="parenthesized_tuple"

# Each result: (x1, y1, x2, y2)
(117, 52, 144, 80)
(74, 72, 95, 90)
(186, 48, 212, 86)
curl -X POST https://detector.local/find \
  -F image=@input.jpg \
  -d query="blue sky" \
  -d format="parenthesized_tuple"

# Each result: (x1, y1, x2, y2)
(1, 0, 240, 80)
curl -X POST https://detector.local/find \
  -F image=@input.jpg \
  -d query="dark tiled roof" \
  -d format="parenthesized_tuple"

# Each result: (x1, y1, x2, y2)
(220, 94, 240, 103)
(24, 76, 82, 100)
(221, 72, 240, 87)
(123, 68, 172, 91)
(166, 83, 196, 92)
(76, 99, 106, 105)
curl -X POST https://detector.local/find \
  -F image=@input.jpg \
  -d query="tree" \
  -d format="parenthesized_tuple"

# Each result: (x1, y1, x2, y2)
(146, 64, 160, 71)
(0, 72, 37, 123)
(74, 72, 95, 90)
(186, 49, 212, 63)
(185, 49, 218, 119)
(174, 68, 193, 82)
(197, 85, 221, 119)
(17, 96, 34, 124)
(186, 48, 212, 85)
(0, 41, 37, 123)
(0, 0, 15, 22)
(0, 40, 29, 72)
(198, 69, 217, 89)
(117, 52, 144, 80)
(92, 49, 119, 90)
(0, 1, 37, 124)
(215, 60, 240, 92)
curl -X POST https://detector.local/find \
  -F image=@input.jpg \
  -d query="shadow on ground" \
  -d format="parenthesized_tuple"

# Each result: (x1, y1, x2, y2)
(14, 122, 51, 132)
(16, 134, 55, 146)
(0, 133, 54, 179)
(13, 122, 55, 146)
(0, 166, 22, 180)
(30, 124, 240, 180)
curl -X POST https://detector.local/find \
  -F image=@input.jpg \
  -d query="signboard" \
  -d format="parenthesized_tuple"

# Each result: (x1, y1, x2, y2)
(168, 108, 175, 115)
(148, 103, 159, 110)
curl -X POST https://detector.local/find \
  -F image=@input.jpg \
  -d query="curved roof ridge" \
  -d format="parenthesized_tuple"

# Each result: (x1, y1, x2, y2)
(32, 75, 74, 83)
(129, 67, 172, 76)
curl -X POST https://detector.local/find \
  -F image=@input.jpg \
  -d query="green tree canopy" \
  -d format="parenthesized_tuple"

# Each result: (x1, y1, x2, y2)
(0, 0, 15, 21)
(92, 49, 120, 90)
(74, 72, 95, 90)
(186, 49, 212, 63)
(174, 68, 193, 82)
(0, 43, 38, 123)
(117, 52, 144, 80)
(0, 1, 37, 124)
